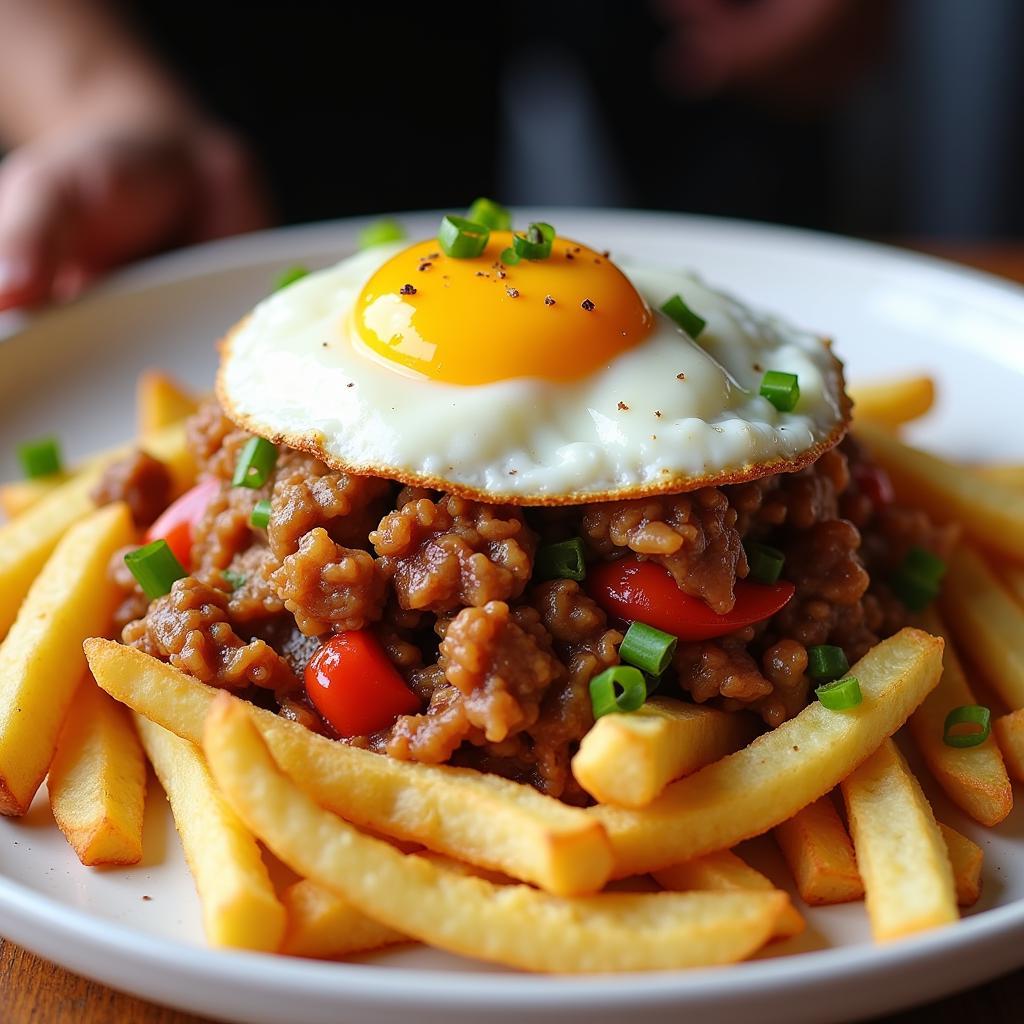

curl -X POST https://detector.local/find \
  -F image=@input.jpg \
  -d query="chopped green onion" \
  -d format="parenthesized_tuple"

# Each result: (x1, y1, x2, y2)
(815, 675, 862, 711)
(661, 294, 706, 339)
(17, 436, 62, 479)
(273, 266, 309, 291)
(943, 705, 991, 748)
(512, 222, 555, 261)
(500, 246, 521, 266)
(438, 215, 489, 259)
(232, 437, 278, 489)
(807, 644, 850, 683)
(904, 547, 947, 584)
(359, 218, 406, 249)
(589, 665, 648, 719)
(889, 547, 946, 611)
(467, 198, 511, 231)
(124, 539, 187, 601)
(223, 569, 247, 591)
(534, 538, 587, 582)
(760, 371, 801, 412)
(744, 540, 785, 584)
(619, 622, 678, 677)
(250, 499, 272, 529)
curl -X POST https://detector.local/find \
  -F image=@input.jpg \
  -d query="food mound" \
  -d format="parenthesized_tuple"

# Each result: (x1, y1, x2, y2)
(97, 213, 953, 805)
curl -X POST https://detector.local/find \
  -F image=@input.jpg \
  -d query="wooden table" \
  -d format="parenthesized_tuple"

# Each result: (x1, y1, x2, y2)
(2, 241, 1023, 1024)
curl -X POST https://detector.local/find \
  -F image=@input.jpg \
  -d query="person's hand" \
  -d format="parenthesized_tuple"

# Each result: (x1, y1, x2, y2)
(0, 116, 272, 311)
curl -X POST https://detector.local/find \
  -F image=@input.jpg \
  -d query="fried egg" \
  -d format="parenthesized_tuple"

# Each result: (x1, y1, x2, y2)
(218, 230, 850, 504)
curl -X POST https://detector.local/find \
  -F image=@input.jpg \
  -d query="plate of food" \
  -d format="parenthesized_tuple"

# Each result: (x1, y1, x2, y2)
(2, 207, 1024, 1024)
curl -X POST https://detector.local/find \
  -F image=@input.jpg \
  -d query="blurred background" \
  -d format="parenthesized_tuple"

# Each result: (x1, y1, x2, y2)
(0, 0, 1022, 309)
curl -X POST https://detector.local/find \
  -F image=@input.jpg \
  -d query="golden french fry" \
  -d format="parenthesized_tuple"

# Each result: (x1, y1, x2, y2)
(203, 695, 785, 972)
(135, 713, 285, 951)
(940, 547, 1024, 710)
(0, 503, 134, 815)
(773, 796, 864, 905)
(591, 629, 943, 877)
(993, 709, 1024, 782)
(48, 679, 146, 866)
(856, 422, 1024, 560)
(850, 376, 935, 427)
(572, 698, 757, 808)
(85, 639, 613, 896)
(938, 823, 983, 908)
(841, 739, 957, 941)
(0, 473, 70, 519)
(652, 849, 804, 940)
(136, 370, 199, 435)
(974, 464, 1024, 491)
(908, 608, 1012, 825)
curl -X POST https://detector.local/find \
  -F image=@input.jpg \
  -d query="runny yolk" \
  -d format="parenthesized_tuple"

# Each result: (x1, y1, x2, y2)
(352, 232, 653, 385)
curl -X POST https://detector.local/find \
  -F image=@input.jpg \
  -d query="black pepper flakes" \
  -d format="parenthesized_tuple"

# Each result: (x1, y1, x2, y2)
(346, 382, 355, 388)
(496, 269, 506, 279)
(676, 372, 686, 381)
(602, 250, 610, 258)
(581, 298, 596, 311)
(506, 286, 520, 298)
(753, 362, 764, 372)
(565, 252, 575, 260)
(418, 262, 432, 272)
(544, 295, 555, 306)
(475, 271, 489, 277)
(654, 410, 662, 418)
(617, 401, 629, 411)
(399, 283, 416, 295)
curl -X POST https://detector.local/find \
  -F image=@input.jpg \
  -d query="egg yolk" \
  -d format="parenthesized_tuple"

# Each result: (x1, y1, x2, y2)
(353, 232, 653, 385)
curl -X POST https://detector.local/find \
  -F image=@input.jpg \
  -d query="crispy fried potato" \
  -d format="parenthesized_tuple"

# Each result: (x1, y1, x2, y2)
(993, 709, 1024, 782)
(857, 422, 1024, 560)
(940, 547, 1024, 710)
(86, 639, 613, 896)
(849, 376, 935, 427)
(974, 464, 1024, 491)
(773, 796, 864, 905)
(48, 679, 146, 866)
(652, 850, 803, 939)
(134, 714, 285, 951)
(590, 629, 943, 877)
(203, 695, 785, 972)
(938, 823, 983, 908)
(572, 698, 757, 808)
(0, 473, 70, 519)
(908, 608, 1012, 825)
(0, 503, 134, 815)
(136, 371, 199, 435)
(841, 739, 957, 941)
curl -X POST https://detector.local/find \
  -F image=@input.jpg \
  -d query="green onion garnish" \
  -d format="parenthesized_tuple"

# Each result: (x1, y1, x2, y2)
(534, 538, 587, 582)
(467, 198, 511, 231)
(359, 219, 406, 249)
(889, 546, 946, 611)
(744, 540, 785, 584)
(250, 499, 272, 529)
(815, 675, 863, 711)
(512, 222, 555, 261)
(661, 294, 706, 339)
(500, 246, 521, 266)
(17, 436, 63, 479)
(807, 644, 850, 683)
(232, 437, 278, 489)
(273, 266, 309, 292)
(223, 569, 247, 591)
(124, 539, 187, 601)
(760, 371, 801, 412)
(943, 705, 991, 748)
(438, 215, 489, 259)
(619, 622, 678, 677)
(589, 665, 648, 719)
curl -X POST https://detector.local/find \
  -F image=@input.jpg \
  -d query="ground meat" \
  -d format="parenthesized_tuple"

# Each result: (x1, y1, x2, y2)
(751, 638, 811, 728)
(581, 488, 745, 614)
(385, 669, 470, 763)
(91, 449, 172, 526)
(270, 527, 387, 636)
(186, 400, 253, 481)
(192, 482, 270, 574)
(108, 545, 149, 634)
(675, 630, 773, 704)
(371, 494, 537, 613)
(224, 544, 285, 622)
(754, 447, 849, 531)
(122, 576, 295, 693)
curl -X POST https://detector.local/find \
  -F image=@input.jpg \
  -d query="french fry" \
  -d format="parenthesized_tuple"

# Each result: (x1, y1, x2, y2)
(135, 714, 285, 951)
(908, 608, 1012, 825)
(0, 473, 70, 519)
(940, 547, 1024, 710)
(849, 376, 935, 427)
(137, 370, 199, 435)
(773, 796, 864, 905)
(856, 421, 1024, 560)
(86, 639, 614, 896)
(652, 850, 804, 939)
(572, 698, 757, 808)
(48, 679, 146, 866)
(590, 629, 943, 877)
(0, 420, 191, 639)
(841, 739, 957, 941)
(203, 696, 785, 972)
(280, 879, 406, 958)
(993, 709, 1024, 782)
(938, 823, 983, 908)
(0, 503, 134, 815)
(974, 464, 1024, 491)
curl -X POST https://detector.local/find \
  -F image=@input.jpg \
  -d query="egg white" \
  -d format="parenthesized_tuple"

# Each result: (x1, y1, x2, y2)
(218, 242, 849, 504)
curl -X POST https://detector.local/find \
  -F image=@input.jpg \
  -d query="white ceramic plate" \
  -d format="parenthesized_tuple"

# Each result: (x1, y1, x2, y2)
(2, 210, 1024, 1024)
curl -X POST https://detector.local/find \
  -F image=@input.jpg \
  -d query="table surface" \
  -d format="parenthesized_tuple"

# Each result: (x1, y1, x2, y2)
(2, 239, 1023, 1024)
